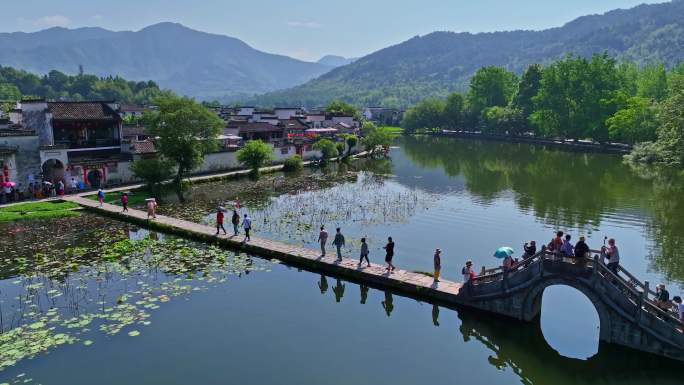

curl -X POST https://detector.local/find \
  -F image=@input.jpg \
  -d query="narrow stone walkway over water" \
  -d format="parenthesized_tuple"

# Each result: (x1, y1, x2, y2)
(64, 195, 684, 362)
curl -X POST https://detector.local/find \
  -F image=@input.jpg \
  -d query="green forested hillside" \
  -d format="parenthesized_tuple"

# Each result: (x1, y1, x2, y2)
(251, 0, 684, 108)
(0, 65, 172, 104)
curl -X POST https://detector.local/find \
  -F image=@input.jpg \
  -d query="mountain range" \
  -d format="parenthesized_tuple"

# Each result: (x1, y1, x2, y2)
(252, 0, 684, 108)
(0, 22, 338, 100)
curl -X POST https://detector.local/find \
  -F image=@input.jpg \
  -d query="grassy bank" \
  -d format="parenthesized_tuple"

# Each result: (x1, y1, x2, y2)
(0, 201, 80, 222)
(381, 126, 404, 134)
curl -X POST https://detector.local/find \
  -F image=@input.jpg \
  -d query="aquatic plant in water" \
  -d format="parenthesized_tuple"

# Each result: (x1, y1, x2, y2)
(0, 230, 274, 378)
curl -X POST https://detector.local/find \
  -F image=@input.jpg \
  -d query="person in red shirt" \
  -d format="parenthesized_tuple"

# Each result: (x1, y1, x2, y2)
(548, 231, 564, 253)
(215, 208, 227, 235)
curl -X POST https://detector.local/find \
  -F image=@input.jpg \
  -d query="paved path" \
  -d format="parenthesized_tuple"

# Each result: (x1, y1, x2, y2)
(65, 195, 463, 304)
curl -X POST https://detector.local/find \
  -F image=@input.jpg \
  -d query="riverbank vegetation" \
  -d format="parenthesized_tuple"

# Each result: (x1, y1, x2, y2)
(0, 201, 79, 222)
(402, 54, 684, 167)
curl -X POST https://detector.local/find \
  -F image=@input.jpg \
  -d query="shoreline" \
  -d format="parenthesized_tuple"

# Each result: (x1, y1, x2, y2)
(423, 131, 631, 155)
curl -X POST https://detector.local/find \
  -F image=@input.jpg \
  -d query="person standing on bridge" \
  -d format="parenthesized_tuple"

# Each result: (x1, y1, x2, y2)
(462, 260, 475, 282)
(121, 192, 129, 212)
(243, 213, 252, 241)
(215, 208, 227, 236)
(655, 284, 670, 311)
(384, 237, 396, 272)
(231, 209, 240, 236)
(523, 241, 537, 259)
(146, 198, 157, 219)
(332, 228, 346, 261)
(548, 231, 563, 254)
(560, 234, 574, 257)
(359, 237, 371, 267)
(601, 238, 620, 274)
(318, 225, 329, 257)
(433, 248, 442, 282)
(97, 189, 105, 207)
(673, 296, 683, 321)
(574, 235, 590, 264)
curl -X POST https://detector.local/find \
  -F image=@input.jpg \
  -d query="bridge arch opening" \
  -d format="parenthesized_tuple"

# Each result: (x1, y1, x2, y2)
(539, 285, 600, 360)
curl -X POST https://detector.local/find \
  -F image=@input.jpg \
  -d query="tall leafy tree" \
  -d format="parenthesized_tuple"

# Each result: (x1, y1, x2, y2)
(654, 77, 684, 166)
(466, 66, 518, 119)
(443, 92, 465, 129)
(637, 63, 668, 102)
(531, 54, 620, 142)
(401, 98, 446, 132)
(606, 97, 658, 144)
(144, 95, 224, 202)
(511, 64, 543, 119)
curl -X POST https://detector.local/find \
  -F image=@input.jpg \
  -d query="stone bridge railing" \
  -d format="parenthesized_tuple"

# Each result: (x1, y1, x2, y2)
(456, 250, 684, 361)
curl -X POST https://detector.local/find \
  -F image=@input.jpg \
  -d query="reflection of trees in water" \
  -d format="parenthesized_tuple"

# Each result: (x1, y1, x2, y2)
(401, 135, 654, 228)
(401, 135, 684, 283)
(633, 166, 684, 284)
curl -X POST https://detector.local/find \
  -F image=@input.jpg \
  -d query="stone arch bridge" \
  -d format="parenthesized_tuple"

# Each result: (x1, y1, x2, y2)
(457, 252, 684, 362)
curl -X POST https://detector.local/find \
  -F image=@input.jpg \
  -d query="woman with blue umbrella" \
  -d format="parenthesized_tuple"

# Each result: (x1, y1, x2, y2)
(494, 246, 515, 271)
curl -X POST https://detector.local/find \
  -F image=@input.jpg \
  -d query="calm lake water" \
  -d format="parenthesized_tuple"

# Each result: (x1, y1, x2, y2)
(2, 136, 684, 384)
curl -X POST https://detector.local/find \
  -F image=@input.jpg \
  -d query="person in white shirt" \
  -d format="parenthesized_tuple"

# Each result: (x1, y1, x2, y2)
(674, 296, 684, 322)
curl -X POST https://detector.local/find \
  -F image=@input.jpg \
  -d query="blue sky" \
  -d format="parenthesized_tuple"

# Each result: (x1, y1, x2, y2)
(0, 0, 665, 61)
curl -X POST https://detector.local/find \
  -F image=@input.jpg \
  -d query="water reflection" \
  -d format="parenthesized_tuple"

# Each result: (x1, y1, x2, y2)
(381, 291, 394, 317)
(317, 274, 328, 294)
(360, 285, 369, 304)
(400, 135, 684, 284)
(333, 279, 345, 302)
(315, 273, 680, 384)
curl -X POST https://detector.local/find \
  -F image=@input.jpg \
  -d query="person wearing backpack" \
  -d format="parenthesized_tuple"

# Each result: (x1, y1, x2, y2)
(231, 210, 240, 236)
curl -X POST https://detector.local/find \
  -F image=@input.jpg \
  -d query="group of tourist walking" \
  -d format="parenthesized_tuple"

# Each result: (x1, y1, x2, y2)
(215, 207, 252, 241)
(317, 226, 397, 272)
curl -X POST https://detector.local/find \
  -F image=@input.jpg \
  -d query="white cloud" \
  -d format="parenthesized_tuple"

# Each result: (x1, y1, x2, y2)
(33, 15, 71, 28)
(286, 21, 322, 29)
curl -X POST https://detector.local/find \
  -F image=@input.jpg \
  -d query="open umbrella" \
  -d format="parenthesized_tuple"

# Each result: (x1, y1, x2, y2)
(494, 247, 515, 259)
(3, 181, 16, 187)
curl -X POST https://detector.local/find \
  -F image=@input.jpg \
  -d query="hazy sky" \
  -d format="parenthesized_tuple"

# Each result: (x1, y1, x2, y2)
(0, 0, 665, 61)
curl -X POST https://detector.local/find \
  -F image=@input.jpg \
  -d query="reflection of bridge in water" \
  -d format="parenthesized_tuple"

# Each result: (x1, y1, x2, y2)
(66, 195, 684, 362)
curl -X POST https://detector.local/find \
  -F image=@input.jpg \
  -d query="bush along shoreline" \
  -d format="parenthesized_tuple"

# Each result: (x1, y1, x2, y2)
(401, 54, 684, 168)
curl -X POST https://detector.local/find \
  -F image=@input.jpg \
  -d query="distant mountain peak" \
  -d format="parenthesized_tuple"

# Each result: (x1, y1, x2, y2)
(317, 55, 357, 67)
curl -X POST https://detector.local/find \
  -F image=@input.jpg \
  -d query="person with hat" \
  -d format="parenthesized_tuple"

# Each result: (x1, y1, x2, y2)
(655, 284, 670, 311)
(462, 260, 475, 282)
(433, 249, 442, 282)
(574, 235, 590, 265)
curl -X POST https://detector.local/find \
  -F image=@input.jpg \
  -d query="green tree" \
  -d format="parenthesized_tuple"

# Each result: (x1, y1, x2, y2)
(144, 95, 224, 201)
(482, 106, 526, 135)
(401, 98, 445, 133)
(531, 54, 620, 142)
(467, 66, 518, 119)
(325, 100, 358, 117)
(511, 64, 543, 119)
(282, 155, 304, 172)
(0, 83, 21, 100)
(344, 134, 358, 156)
(313, 138, 339, 162)
(236, 140, 274, 176)
(363, 126, 393, 156)
(130, 158, 175, 200)
(653, 78, 684, 165)
(637, 63, 668, 102)
(606, 97, 658, 144)
(443, 92, 465, 129)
